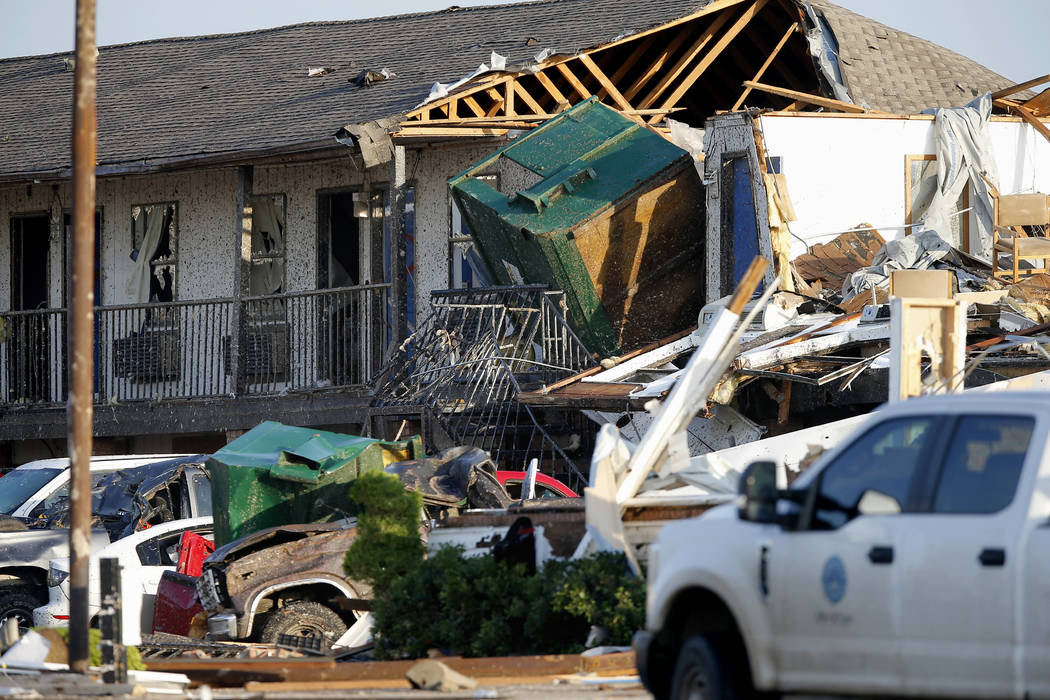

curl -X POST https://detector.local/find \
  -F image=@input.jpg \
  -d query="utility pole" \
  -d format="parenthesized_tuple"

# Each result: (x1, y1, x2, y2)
(69, 0, 97, 674)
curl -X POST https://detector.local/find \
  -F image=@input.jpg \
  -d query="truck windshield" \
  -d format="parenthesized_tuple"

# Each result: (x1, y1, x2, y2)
(0, 468, 62, 514)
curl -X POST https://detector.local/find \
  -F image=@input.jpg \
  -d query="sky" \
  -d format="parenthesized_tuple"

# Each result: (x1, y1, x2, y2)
(0, 0, 1046, 83)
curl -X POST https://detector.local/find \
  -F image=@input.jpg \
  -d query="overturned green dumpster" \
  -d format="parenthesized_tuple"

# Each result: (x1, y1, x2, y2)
(449, 97, 705, 357)
(206, 421, 424, 545)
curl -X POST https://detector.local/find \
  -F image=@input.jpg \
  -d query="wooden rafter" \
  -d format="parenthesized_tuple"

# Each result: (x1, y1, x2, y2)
(578, 54, 634, 112)
(995, 99, 1050, 144)
(649, 0, 770, 122)
(556, 62, 592, 99)
(637, 9, 735, 109)
(991, 74, 1050, 100)
(743, 81, 875, 114)
(534, 70, 568, 106)
(732, 20, 798, 110)
(600, 34, 656, 100)
(395, 0, 820, 138)
(623, 29, 689, 103)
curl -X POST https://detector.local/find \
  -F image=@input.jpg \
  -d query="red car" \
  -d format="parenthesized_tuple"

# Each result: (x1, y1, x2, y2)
(496, 471, 579, 499)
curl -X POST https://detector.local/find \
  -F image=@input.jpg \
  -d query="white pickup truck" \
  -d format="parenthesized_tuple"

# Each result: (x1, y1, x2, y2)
(635, 391, 1050, 700)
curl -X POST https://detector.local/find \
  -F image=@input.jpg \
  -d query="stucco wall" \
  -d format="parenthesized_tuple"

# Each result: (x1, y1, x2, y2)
(0, 156, 374, 312)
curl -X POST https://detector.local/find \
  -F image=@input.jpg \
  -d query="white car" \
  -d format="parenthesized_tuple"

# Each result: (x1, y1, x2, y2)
(34, 516, 214, 645)
(0, 454, 193, 520)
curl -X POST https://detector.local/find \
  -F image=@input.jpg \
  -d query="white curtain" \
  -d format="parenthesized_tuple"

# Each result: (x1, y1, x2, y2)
(127, 206, 166, 303)
(250, 196, 286, 296)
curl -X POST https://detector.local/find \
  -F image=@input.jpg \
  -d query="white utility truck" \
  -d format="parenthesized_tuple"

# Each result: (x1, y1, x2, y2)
(635, 391, 1050, 699)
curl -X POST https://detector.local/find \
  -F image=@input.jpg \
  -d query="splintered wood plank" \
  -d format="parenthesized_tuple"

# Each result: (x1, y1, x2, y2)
(649, 0, 770, 121)
(556, 62, 592, 99)
(1022, 87, 1050, 117)
(742, 81, 869, 113)
(637, 9, 734, 109)
(1008, 101, 1050, 144)
(732, 20, 798, 110)
(578, 53, 635, 111)
(534, 70, 568, 105)
(512, 80, 544, 114)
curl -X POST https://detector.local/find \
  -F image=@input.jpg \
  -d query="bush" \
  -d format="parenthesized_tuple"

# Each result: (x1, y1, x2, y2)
(369, 546, 644, 659)
(343, 470, 425, 590)
(342, 470, 645, 659)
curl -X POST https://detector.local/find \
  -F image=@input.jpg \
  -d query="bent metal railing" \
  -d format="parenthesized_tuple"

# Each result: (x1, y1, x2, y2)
(0, 283, 390, 406)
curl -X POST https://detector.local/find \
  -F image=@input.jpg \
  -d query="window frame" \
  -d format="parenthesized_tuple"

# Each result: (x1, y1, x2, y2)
(926, 413, 1034, 516)
(795, 414, 952, 530)
(248, 192, 288, 297)
(904, 154, 972, 253)
(130, 201, 179, 302)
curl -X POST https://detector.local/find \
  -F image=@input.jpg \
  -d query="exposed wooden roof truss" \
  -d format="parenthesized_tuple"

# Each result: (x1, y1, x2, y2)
(395, 0, 831, 139)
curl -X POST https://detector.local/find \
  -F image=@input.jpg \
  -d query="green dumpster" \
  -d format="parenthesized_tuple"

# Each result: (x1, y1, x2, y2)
(206, 421, 424, 545)
(449, 97, 705, 357)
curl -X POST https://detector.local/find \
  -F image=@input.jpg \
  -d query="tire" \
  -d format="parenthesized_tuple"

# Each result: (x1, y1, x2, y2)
(257, 601, 347, 648)
(0, 589, 43, 636)
(670, 635, 735, 700)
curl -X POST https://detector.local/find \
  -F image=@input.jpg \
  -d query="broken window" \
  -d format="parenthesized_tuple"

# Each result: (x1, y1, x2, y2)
(130, 203, 177, 303)
(719, 154, 761, 292)
(249, 194, 286, 297)
(905, 154, 971, 252)
(449, 173, 497, 289)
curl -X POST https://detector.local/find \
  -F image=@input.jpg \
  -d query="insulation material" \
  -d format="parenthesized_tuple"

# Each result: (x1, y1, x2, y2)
(764, 173, 796, 294)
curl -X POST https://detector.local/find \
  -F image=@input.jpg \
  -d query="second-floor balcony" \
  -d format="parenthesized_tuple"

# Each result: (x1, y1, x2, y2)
(0, 283, 390, 408)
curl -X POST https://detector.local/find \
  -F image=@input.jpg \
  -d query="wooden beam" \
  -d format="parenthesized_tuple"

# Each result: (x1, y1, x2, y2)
(623, 28, 690, 102)
(463, 94, 486, 117)
(1003, 100, 1050, 144)
(589, 0, 752, 53)
(556, 62, 592, 99)
(504, 79, 515, 116)
(533, 70, 568, 106)
(650, 0, 770, 122)
(485, 87, 505, 116)
(637, 8, 735, 109)
(991, 74, 1050, 100)
(394, 126, 511, 138)
(731, 21, 798, 110)
(742, 81, 869, 113)
(577, 54, 635, 111)
(512, 80, 545, 114)
(602, 34, 656, 98)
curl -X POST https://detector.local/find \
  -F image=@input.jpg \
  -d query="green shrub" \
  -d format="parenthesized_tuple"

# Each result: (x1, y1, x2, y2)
(49, 627, 146, 670)
(343, 470, 425, 589)
(369, 545, 644, 659)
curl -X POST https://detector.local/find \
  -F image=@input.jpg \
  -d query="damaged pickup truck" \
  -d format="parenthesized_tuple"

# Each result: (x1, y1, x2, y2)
(197, 446, 514, 647)
(197, 523, 369, 645)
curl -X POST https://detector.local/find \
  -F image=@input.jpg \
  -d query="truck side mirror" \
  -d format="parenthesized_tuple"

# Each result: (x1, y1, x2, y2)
(738, 460, 778, 524)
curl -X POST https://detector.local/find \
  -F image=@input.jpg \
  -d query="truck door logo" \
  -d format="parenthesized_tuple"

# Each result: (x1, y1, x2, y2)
(822, 555, 847, 604)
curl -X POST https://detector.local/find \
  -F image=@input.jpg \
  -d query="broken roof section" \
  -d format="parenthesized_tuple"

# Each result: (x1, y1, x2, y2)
(396, 0, 1025, 139)
(0, 0, 1025, 179)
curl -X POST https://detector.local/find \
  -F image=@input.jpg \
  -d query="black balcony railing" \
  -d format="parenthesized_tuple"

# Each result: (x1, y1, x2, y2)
(0, 283, 390, 407)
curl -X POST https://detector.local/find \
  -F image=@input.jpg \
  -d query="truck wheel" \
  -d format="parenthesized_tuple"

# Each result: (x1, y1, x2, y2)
(0, 590, 42, 636)
(670, 635, 734, 700)
(258, 601, 347, 647)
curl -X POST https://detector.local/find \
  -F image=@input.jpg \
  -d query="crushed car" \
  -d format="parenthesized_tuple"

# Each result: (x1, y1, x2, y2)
(0, 454, 209, 633)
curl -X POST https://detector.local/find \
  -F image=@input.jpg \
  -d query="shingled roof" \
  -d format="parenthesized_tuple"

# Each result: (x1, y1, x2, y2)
(0, 0, 1020, 180)
(811, 0, 1019, 113)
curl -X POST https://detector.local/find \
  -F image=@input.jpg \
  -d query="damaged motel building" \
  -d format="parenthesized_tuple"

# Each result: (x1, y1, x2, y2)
(0, 0, 1048, 471)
